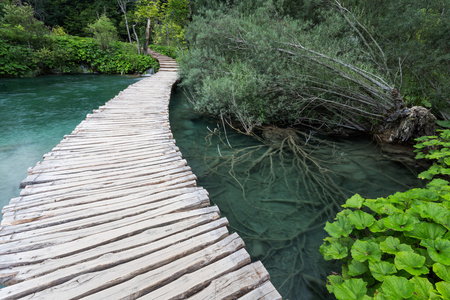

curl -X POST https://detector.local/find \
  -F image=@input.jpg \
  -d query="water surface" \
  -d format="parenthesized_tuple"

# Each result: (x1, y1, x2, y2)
(0, 75, 142, 215)
(169, 86, 422, 299)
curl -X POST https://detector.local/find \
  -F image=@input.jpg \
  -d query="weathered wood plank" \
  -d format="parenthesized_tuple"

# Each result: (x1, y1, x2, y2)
(188, 261, 271, 300)
(238, 281, 282, 300)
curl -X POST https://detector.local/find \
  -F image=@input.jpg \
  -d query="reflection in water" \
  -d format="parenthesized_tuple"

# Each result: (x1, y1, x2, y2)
(169, 86, 421, 299)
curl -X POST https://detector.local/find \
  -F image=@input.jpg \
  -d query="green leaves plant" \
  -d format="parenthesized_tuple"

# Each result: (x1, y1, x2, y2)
(379, 236, 413, 254)
(348, 210, 376, 230)
(332, 278, 368, 300)
(380, 276, 415, 299)
(368, 261, 396, 281)
(421, 239, 450, 265)
(394, 252, 429, 276)
(321, 130, 450, 300)
(324, 217, 353, 238)
(351, 240, 381, 263)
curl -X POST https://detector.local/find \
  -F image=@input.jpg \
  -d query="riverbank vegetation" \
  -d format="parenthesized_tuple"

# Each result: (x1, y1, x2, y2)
(0, 1, 183, 76)
(180, 0, 449, 139)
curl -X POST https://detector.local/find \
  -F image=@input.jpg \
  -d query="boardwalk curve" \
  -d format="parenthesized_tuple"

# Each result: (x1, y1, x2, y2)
(0, 53, 281, 299)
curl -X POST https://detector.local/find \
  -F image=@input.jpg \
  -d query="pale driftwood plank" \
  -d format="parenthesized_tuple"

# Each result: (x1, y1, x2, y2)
(238, 281, 282, 300)
(188, 261, 270, 300)
(6, 214, 226, 284)
(0, 224, 230, 299)
(19, 234, 244, 300)
(0, 189, 209, 250)
(139, 248, 251, 300)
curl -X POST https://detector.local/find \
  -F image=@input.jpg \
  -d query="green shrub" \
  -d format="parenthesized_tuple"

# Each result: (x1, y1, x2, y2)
(0, 41, 36, 76)
(320, 130, 450, 299)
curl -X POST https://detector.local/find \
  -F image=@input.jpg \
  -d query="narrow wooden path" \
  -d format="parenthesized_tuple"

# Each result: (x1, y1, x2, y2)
(0, 53, 281, 299)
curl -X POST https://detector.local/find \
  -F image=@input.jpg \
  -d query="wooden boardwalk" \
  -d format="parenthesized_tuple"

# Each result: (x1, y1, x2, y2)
(0, 53, 281, 299)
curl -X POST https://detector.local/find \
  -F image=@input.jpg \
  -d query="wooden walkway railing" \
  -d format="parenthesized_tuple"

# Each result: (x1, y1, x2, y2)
(0, 53, 281, 299)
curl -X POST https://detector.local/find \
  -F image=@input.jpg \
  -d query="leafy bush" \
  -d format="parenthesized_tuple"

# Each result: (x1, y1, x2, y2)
(320, 130, 450, 299)
(0, 41, 36, 76)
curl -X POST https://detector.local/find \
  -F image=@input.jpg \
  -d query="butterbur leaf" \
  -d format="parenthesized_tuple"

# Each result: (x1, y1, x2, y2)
(369, 219, 387, 232)
(379, 236, 413, 254)
(421, 238, 450, 265)
(383, 214, 418, 231)
(320, 242, 348, 260)
(343, 194, 365, 209)
(333, 278, 368, 300)
(433, 263, 450, 281)
(324, 218, 353, 238)
(409, 277, 435, 300)
(348, 260, 368, 276)
(326, 275, 343, 293)
(405, 222, 447, 240)
(351, 240, 382, 263)
(380, 276, 415, 299)
(369, 261, 396, 281)
(363, 200, 384, 214)
(436, 281, 450, 300)
(348, 210, 376, 230)
(394, 251, 429, 276)
(417, 202, 449, 222)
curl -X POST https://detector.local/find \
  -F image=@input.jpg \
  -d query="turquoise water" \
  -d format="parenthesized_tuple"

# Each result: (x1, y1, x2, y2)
(0, 76, 421, 299)
(0, 75, 143, 214)
(169, 86, 422, 299)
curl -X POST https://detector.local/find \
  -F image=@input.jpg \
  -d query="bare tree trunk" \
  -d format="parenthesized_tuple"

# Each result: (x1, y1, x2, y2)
(132, 23, 140, 55)
(117, 0, 132, 44)
(144, 18, 151, 55)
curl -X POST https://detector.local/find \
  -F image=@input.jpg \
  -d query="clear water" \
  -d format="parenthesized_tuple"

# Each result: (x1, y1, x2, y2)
(0, 76, 421, 299)
(0, 75, 143, 216)
(169, 87, 422, 299)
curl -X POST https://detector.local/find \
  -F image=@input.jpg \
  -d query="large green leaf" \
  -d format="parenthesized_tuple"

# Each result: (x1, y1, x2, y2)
(405, 222, 447, 240)
(394, 251, 429, 276)
(369, 219, 388, 233)
(368, 261, 396, 281)
(342, 194, 365, 209)
(433, 263, 450, 281)
(324, 217, 353, 238)
(320, 242, 349, 260)
(421, 238, 450, 265)
(409, 277, 435, 300)
(380, 276, 415, 299)
(351, 240, 382, 263)
(379, 236, 413, 254)
(416, 202, 450, 224)
(383, 214, 419, 231)
(348, 260, 368, 276)
(333, 278, 368, 300)
(326, 275, 343, 293)
(436, 281, 450, 300)
(348, 210, 376, 230)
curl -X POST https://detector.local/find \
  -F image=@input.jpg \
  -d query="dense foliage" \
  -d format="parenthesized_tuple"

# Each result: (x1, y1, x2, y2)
(180, 0, 449, 133)
(0, 3, 161, 76)
(320, 130, 450, 299)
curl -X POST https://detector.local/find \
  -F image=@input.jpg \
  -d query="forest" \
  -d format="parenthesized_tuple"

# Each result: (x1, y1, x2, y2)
(1, 0, 450, 299)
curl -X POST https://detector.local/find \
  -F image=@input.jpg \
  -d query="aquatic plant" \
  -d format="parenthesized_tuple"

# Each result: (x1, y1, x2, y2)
(320, 130, 450, 299)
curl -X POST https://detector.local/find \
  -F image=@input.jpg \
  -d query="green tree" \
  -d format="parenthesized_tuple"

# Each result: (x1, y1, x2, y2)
(0, 3, 49, 48)
(87, 15, 118, 51)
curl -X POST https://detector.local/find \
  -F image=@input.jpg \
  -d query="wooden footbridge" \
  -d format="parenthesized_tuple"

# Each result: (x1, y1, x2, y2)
(0, 53, 281, 299)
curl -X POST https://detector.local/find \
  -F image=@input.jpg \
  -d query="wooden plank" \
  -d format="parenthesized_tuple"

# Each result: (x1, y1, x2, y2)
(0, 218, 228, 295)
(17, 233, 244, 300)
(238, 281, 282, 300)
(188, 261, 270, 300)
(138, 248, 251, 300)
